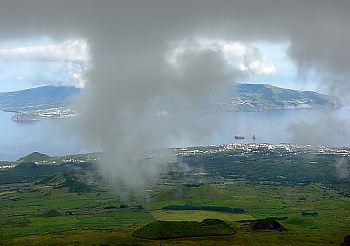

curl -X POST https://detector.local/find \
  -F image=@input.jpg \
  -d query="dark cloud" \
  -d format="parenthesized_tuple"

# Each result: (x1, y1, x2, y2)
(1, 0, 349, 189)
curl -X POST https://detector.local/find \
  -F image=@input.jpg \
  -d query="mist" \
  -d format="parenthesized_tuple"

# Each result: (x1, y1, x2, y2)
(335, 158, 350, 179)
(1, 1, 349, 190)
(287, 109, 350, 147)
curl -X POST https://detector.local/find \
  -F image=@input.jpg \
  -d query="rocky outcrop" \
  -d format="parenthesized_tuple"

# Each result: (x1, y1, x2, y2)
(340, 234, 350, 246)
(251, 219, 287, 232)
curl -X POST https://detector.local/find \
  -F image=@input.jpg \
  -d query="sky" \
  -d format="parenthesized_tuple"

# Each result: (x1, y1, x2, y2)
(0, 38, 317, 93)
(0, 38, 89, 92)
(0, 0, 349, 190)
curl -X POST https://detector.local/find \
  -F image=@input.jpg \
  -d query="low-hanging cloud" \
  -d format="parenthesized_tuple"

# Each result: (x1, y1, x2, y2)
(74, 42, 239, 191)
(335, 158, 350, 179)
(286, 110, 350, 147)
(0, 0, 349, 190)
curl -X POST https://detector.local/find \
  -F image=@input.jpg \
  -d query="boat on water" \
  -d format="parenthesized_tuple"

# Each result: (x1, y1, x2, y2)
(252, 134, 256, 140)
(235, 136, 245, 139)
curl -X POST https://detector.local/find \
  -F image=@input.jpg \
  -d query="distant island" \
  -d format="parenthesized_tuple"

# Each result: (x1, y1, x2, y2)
(0, 84, 342, 122)
(0, 86, 80, 122)
(204, 83, 342, 112)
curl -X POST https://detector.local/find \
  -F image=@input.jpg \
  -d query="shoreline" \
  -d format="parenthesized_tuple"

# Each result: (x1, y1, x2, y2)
(2, 104, 344, 123)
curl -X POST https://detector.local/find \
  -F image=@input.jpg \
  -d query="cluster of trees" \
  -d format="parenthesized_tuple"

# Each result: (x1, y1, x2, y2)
(162, 205, 245, 214)
(301, 211, 318, 216)
(132, 219, 236, 240)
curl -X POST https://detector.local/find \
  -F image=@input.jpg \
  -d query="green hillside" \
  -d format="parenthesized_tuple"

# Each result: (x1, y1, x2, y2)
(39, 173, 94, 193)
(17, 152, 50, 163)
(151, 183, 230, 204)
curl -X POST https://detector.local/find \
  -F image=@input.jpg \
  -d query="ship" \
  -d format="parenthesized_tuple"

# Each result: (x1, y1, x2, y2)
(235, 135, 245, 139)
(252, 134, 256, 140)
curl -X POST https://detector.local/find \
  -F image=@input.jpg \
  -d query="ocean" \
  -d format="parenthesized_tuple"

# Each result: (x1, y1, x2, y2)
(0, 108, 349, 161)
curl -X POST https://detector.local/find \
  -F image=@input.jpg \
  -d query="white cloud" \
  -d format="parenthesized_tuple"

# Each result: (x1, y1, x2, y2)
(0, 39, 89, 63)
(16, 75, 26, 81)
(164, 40, 221, 72)
(65, 62, 87, 88)
(223, 41, 249, 72)
(166, 40, 277, 77)
(223, 41, 277, 76)
(1, 38, 278, 91)
(0, 39, 89, 88)
(247, 60, 277, 76)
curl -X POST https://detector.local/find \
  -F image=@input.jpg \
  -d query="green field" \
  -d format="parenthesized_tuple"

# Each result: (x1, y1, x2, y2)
(151, 210, 255, 221)
(1, 181, 348, 245)
(0, 144, 349, 245)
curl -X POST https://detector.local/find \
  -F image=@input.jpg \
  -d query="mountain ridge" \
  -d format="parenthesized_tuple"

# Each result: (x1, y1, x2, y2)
(205, 83, 342, 112)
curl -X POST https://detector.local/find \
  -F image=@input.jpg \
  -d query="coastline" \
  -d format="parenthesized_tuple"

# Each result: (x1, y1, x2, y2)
(3, 102, 343, 123)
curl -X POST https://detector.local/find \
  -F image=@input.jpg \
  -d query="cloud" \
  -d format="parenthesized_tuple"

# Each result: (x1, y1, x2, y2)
(223, 41, 277, 76)
(167, 40, 277, 77)
(335, 158, 350, 179)
(16, 75, 26, 81)
(0, 39, 89, 88)
(0, 39, 89, 63)
(286, 109, 350, 147)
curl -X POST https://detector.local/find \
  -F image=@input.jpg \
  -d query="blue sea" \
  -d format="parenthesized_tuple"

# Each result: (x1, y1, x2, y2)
(0, 108, 349, 161)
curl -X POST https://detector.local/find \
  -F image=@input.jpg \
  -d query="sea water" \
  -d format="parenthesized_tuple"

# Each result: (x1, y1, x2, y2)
(0, 108, 349, 161)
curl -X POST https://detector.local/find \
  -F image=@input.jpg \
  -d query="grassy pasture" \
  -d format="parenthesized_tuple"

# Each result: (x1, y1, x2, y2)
(1, 182, 348, 238)
(1, 185, 122, 214)
(0, 210, 153, 240)
(221, 183, 350, 227)
(151, 210, 255, 222)
(0, 184, 153, 240)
